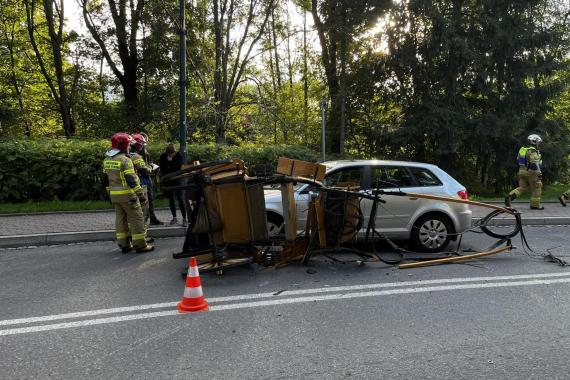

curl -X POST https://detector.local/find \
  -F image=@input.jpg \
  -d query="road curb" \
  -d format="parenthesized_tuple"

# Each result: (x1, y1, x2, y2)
(0, 226, 186, 249)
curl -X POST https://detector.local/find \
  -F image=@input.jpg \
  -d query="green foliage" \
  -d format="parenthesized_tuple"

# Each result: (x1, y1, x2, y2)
(0, 139, 109, 202)
(0, 139, 320, 203)
(346, 0, 570, 193)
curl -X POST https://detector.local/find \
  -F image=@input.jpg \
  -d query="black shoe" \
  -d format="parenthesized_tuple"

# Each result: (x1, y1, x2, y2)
(504, 195, 512, 207)
(136, 244, 155, 253)
(149, 219, 163, 226)
(530, 206, 544, 210)
(559, 196, 567, 207)
(121, 245, 134, 254)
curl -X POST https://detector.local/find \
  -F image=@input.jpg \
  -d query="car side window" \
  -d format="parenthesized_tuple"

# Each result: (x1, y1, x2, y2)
(369, 166, 414, 189)
(408, 167, 442, 186)
(324, 167, 363, 188)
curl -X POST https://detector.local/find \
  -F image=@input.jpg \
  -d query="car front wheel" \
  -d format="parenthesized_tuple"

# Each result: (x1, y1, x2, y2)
(411, 214, 453, 253)
(266, 213, 284, 238)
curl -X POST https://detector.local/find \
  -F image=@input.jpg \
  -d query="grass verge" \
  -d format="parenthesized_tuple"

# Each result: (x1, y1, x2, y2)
(2, 183, 567, 214)
(471, 183, 567, 202)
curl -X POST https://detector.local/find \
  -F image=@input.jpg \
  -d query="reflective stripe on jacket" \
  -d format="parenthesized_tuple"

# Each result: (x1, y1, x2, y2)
(130, 152, 151, 187)
(103, 153, 143, 203)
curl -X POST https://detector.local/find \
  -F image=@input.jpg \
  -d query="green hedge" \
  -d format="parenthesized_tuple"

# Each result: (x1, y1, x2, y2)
(0, 139, 320, 203)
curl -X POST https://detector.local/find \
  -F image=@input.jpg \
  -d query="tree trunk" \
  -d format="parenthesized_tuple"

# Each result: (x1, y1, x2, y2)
(81, 0, 143, 128)
(215, 101, 227, 144)
(311, 0, 342, 153)
(122, 63, 139, 127)
(212, 0, 273, 143)
(337, 1, 347, 155)
(99, 54, 106, 104)
(4, 24, 31, 136)
(302, 9, 308, 137)
(25, 0, 76, 137)
(271, 7, 282, 88)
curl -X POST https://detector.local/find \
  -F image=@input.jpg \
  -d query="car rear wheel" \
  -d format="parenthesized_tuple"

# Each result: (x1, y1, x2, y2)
(411, 214, 453, 252)
(266, 213, 284, 238)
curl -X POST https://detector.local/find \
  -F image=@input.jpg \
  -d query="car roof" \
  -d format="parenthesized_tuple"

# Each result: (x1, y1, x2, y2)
(322, 159, 440, 170)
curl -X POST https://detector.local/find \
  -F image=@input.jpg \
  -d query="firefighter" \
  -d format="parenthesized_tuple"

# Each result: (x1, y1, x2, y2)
(103, 133, 154, 253)
(505, 134, 544, 210)
(130, 133, 152, 224)
(138, 132, 163, 225)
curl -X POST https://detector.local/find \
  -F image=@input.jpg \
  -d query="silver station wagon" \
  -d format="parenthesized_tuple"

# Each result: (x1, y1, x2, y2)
(264, 160, 472, 252)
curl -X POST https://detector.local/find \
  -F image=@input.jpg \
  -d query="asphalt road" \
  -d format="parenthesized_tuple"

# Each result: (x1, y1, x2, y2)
(1, 226, 570, 379)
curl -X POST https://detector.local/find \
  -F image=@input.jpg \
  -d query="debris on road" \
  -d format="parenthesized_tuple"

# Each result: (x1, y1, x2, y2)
(161, 157, 568, 277)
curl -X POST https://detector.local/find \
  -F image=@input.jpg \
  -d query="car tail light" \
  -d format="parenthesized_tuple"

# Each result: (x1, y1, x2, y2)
(457, 190, 468, 200)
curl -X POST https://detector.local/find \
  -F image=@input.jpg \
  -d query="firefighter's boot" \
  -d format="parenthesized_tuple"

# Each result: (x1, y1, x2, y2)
(121, 245, 134, 254)
(505, 193, 516, 207)
(559, 194, 567, 207)
(136, 244, 155, 253)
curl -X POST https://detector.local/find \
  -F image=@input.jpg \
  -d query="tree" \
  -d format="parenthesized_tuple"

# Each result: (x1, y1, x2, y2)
(80, 0, 144, 127)
(23, 0, 78, 137)
(380, 0, 570, 191)
(310, 0, 390, 154)
(212, 0, 275, 143)
(0, 0, 33, 135)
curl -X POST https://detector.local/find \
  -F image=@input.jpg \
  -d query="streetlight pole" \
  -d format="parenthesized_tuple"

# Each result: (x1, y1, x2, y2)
(321, 99, 327, 162)
(178, 0, 187, 164)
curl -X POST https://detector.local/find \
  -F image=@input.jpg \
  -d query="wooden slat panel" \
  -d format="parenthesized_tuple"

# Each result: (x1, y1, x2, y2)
(216, 182, 251, 243)
(276, 157, 326, 181)
(203, 185, 224, 245)
(280, 182, 297, 241)
(246, 184, 268, 241)
(314, 196, 326, 248)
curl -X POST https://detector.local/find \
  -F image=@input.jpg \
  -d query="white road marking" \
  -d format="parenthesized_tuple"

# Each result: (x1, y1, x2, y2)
(0, 310, 180, 336)
(2, 271, 570, 327)
(0, 302, 178, 327)
(2, 275, 570, 336)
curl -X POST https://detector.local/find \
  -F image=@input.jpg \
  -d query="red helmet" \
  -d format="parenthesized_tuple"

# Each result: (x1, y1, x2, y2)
(111, 132, 132, 151)
(131, 133, 146, 151)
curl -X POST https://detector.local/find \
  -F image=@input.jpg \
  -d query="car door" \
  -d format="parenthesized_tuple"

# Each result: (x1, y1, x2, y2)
(359, 165, 419, 236)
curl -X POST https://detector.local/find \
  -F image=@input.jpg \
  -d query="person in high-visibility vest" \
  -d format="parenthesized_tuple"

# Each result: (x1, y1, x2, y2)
(505, 134, 544, 210)
(130, 133, 152, 225)
(103, 133, 154, 253)
(137, 132, 163, 225)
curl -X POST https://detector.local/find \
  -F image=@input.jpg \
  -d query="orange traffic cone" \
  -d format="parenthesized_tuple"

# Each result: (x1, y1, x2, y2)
(178, 257, 209, 313)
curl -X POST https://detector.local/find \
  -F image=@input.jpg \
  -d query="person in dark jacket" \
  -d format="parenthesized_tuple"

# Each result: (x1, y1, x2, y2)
(159, 143, 187, 226)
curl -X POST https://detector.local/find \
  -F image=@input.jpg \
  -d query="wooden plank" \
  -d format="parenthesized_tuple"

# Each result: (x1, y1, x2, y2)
(216, 182, 251, 243)
(399, 245, 511, 269)
(246, 184, 268, 241)
(305, 200, 316, 237)
(341, 194, 360, 243)
(276, 157, 326, 181)
(203, 185, 224, 245)
(203, 159, 246, 177)
(400, 192, 515, 214)
(280, 182, 297, 241)
(314, 196, 326, 248)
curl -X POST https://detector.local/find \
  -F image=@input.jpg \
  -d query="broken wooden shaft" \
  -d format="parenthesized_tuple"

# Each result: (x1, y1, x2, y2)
(399, 245, 512, 269)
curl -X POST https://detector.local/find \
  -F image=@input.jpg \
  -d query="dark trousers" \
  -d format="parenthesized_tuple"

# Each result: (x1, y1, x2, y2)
(146, 183, 160, 222)
(168, 190, 187, 219)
